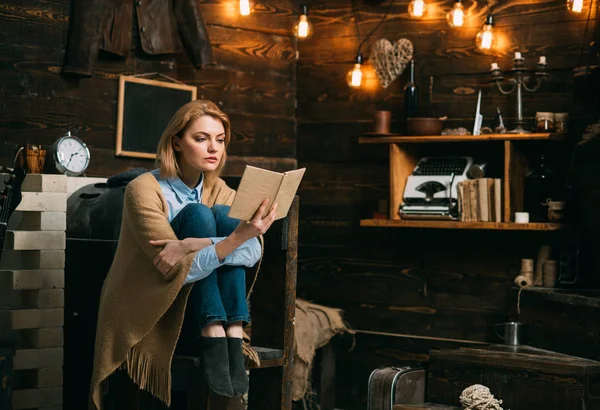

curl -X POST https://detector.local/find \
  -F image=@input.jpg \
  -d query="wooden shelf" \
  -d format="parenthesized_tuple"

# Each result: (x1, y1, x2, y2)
(360, 219, 565, 231)
(359, 133, 566, 144)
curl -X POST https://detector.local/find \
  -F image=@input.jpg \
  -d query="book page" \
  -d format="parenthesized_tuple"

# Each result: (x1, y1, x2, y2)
(273, 168, 306, 220)
(228, 166, 284, 221)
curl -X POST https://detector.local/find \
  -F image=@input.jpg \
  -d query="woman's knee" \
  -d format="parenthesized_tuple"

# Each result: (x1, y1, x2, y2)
(211, 205, 240, 236)
(177, 203, 217, 237)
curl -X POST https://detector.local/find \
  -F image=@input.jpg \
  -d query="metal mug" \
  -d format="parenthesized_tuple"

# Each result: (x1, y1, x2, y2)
(495, 321, 526, 346)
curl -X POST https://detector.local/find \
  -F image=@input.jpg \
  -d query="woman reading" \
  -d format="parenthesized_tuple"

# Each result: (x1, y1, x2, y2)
(89, 100, 277, 409)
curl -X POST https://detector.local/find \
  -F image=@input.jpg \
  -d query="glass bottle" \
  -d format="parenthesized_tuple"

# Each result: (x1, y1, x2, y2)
(404, 59, 418, 119)
(523, 153, 558, 222)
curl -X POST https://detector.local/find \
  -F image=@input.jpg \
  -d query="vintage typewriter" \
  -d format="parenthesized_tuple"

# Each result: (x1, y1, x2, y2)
(399, 156, 473, 220)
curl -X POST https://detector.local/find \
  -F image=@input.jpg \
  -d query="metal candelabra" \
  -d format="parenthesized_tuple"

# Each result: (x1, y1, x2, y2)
(490, 52, 548, 134)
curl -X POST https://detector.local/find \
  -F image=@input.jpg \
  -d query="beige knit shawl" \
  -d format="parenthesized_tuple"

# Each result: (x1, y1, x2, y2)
(89, 172, 255, 410)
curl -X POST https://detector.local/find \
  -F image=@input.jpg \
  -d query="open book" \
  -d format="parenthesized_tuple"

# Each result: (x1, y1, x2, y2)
(228, 165, 306, 221)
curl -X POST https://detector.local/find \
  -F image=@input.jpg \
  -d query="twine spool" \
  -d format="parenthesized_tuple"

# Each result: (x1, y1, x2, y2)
(514, 274, 533, 288)
(459, 384, 504, 410)
(516, 258, 534, 315)
(520, 258, 534, 274)
(534, 245, 552, 286)
(516, 258, 534, 287)
(543, 260, 558, 288)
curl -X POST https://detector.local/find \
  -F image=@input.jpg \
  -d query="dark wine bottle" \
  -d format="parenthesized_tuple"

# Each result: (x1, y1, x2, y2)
(404, 59, 419, 119)
(523, 153, 559, 222)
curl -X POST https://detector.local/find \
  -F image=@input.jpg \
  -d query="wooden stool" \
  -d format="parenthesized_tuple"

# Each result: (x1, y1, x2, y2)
(105, 197, 299, 410)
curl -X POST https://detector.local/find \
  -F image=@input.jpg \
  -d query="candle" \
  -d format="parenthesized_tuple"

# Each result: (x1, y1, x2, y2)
(515, 52, 522, 59)
(491, 62, 499, 70)
(539, 56, 547, 65)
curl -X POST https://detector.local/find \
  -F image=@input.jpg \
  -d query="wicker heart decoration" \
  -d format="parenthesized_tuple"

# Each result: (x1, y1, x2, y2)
(369, 38, 414, 88)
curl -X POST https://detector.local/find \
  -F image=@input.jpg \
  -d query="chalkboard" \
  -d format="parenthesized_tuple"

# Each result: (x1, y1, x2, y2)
(115, 75, 197, 159)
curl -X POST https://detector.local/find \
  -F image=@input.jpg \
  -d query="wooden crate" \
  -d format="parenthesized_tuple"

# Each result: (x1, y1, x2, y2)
(427, 344, 600, 410)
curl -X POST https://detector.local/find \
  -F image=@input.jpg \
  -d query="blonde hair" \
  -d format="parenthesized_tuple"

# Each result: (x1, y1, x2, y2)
(155, 100, 231, 186)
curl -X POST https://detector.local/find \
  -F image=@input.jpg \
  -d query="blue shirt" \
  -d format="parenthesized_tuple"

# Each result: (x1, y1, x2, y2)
(150, 169, 261, 284)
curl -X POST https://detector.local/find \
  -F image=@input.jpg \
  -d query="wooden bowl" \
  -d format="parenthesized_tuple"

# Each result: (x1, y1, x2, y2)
(407, 118, 443, 136)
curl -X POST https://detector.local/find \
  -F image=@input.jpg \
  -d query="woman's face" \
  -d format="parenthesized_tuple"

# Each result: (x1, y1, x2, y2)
(174, 115, 226, 173)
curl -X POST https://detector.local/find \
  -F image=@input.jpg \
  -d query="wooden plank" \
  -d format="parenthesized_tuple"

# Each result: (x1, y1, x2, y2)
(297, 66, 575, 123)
(200, 0, 298, 36)
(7, 212, 66, 231)
(0, 289, 64, 310)
(0, 270, 64, 290)
(247, 197, 298, 410)
(360, 133, 564, 143)
(336, 303, 505, 342)
(0, 3, 296, 71)
(14, 192, 67, 213)
(298, 122, 389, 163)
(301, 0, 593, 41)
(427, 362, 594, 409)
(20, 328, 63, 348)
(0, 250, 65, 270)
(14, 367, 63, 388)
(20, 174, 67, 193)
(12, 387, 62, 409)
(82, 147, 297, 178)
(390, 144, 419, 220)
(13, 347, 63, 370)
(5, 231, 66, 250)
(504, 141, 512, 222)
(359, 219, 565, 230)
(508, 141, 530, 217)
(0, 94, 295, 156)
(0, 44, 295, 120)
(2, 308, 63, 330)
(299, 5, 596, 74)
(430, 345, 600, 374)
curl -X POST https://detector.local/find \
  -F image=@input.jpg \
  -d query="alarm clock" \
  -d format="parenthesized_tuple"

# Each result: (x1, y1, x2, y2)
(52, 131, 90, 176)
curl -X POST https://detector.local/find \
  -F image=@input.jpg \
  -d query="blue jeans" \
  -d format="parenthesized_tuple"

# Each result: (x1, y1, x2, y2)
(171, 203, 250, 332)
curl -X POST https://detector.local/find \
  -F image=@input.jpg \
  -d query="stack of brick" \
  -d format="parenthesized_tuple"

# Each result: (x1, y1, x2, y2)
(0, 174, 67, 410)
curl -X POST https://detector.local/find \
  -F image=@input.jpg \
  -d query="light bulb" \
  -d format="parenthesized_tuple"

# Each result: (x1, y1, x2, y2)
(346, 55, 364, 88)
(476, 15, 497, 52)
(239, 0, 251, 16)
(446, 0, 464, 27)
(567, 0, 584, 13)
(408, 0, 426, 18)
(294, 5, 313, 39)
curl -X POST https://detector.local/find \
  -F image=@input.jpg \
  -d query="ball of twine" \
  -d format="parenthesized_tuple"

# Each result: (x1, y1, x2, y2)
(459, 384, 504, 410)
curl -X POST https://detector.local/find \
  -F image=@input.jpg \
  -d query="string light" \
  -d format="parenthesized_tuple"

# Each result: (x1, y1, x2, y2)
(446, 0, 465, 27)
(346, 0, 393, 89)
(567, 0, 584, 13)
(294, 5, 313, 39)
(239, 0, 251, 16)
(346, 54, 364, 88)
(408, 0, 426, 18)
(476, 15, 497, 51)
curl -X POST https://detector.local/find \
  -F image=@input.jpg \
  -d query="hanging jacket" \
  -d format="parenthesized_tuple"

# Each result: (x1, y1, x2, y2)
(63, 0, 214, 77)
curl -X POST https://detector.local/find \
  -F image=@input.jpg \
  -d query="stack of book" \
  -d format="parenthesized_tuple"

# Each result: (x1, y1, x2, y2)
(457, 178, 502, 222)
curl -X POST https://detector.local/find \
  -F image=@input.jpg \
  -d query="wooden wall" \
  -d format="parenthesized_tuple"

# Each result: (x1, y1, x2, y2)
(295, 1, 599, 408)
(0, 0, 299, 176)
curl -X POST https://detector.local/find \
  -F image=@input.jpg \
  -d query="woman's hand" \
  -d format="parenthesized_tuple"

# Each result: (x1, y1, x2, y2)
(233, 199, 278, 242)
(149, 239, 191, 275)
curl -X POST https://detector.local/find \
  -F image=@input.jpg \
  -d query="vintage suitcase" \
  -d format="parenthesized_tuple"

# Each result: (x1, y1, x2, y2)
(368, 366, 426, 410)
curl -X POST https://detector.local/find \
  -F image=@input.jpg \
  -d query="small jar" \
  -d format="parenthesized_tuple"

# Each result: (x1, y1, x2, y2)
(373, 110, 392, 134)
(554, 113, 569, 134)
(535, 112, 554, 132)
